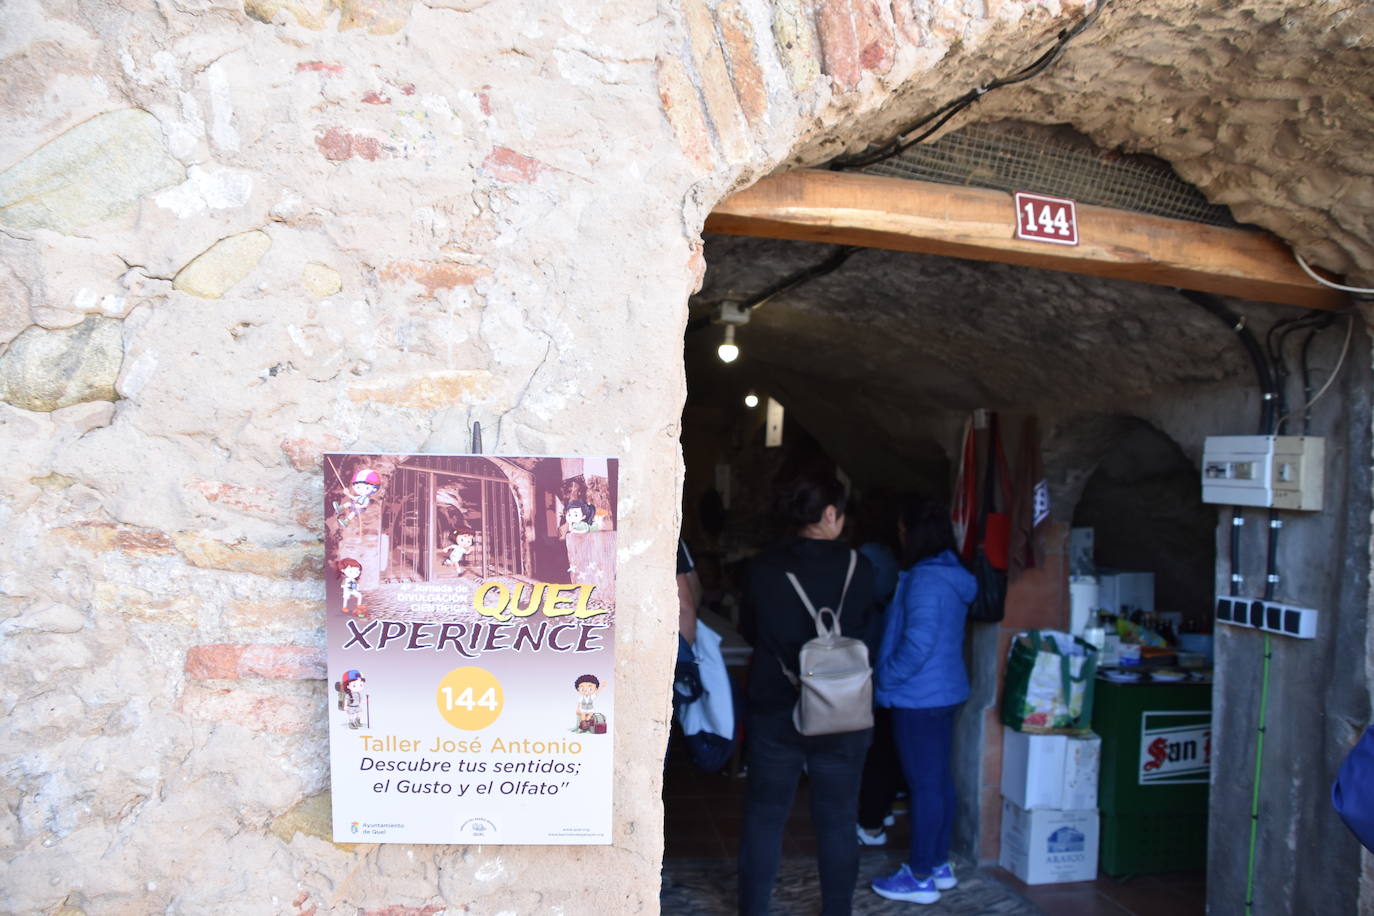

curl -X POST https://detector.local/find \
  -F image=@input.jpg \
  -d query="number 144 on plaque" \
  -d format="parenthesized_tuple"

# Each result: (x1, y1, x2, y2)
(1013, 191, 1079, 246)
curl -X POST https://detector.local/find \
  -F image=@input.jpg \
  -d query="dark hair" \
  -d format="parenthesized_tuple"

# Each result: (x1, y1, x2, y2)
(575, 674, 600, 689)
(566, 500, 596, 524)
(897, 498, 957, 569)
(774, 474, 847, 528)
(448, 526, 476, 540)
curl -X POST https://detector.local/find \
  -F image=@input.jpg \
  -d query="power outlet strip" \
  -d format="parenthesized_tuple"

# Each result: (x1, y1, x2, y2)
(1215, 598, 1317, 639)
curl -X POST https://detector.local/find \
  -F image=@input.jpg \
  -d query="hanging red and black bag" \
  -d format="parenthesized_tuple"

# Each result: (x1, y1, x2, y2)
(968, 413, 1013, 623)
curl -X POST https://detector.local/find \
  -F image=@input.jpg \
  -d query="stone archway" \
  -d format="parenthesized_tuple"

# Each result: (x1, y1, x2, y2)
(2, 0, 1371, 913)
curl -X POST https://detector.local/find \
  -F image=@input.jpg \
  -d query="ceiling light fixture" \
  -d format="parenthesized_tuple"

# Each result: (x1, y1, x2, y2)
(713, 301, 749, 364)
(718, 324, 739, 363)
(744, 391, 759, 408)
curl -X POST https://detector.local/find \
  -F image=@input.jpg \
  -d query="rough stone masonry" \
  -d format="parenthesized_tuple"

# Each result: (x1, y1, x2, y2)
(1, 0, 1372, 913)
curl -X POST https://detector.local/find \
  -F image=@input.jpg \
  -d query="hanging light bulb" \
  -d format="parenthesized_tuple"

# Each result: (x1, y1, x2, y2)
(744, 391, 759, 408)
(717, 324, 739, 363)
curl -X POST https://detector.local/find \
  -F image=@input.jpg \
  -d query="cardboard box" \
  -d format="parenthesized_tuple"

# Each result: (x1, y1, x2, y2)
(999, 799, 1100, 885)
(1001, 728, 1101, 810)
(1097, 570, 1155, 614)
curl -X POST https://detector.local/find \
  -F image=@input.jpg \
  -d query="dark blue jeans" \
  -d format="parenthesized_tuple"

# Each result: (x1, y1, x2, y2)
(891, 704, 961, 876)
(738, 712, 872, 916)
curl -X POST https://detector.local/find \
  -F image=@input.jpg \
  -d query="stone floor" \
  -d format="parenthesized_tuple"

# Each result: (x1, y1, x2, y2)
(661, 737, 1206, 915)
(661, 853, 1038, 914)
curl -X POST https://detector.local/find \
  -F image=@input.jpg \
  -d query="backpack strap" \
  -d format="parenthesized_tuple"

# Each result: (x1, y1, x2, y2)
(784, 550, 858, 638)
(777, 550, 858, 686)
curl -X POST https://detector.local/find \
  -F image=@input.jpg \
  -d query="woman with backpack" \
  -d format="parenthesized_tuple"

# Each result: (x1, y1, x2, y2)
(869, 498, 977, 906)
(737, 473, 881, 916)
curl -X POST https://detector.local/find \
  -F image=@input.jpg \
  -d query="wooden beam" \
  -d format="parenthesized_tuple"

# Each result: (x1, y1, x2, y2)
(705, 169, 1347, 311)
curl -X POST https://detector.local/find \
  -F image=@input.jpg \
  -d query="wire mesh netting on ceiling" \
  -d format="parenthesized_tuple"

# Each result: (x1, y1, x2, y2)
(862, 121, 1239, 228)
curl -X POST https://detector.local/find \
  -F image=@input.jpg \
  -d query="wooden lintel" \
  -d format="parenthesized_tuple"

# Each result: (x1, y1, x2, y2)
(705, 169, 1347, 311)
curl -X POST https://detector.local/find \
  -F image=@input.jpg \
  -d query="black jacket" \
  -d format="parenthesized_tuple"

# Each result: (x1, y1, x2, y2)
(740, 537, 881, 715)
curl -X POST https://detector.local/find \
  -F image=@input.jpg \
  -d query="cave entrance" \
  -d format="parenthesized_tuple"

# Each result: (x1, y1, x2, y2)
(662, 121, 1354, 913)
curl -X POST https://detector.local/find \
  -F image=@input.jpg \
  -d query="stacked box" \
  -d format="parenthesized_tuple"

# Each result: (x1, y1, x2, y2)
(1001, 728, 1101, 810)
(999, 728, 1101, 884)
(998, 799, 1100, 885)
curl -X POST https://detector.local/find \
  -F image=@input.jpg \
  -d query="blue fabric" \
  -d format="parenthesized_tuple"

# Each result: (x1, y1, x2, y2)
(677, 621, 736, 772)
(875, 550, 977, 709)
(672, 634, 702, 709)
(858, 706, 905, 830)
(738, 712, 871, 916)
(1333, 725, 1374, 851)
(858, 541, 900, 604)
(891, 704, 960, 875)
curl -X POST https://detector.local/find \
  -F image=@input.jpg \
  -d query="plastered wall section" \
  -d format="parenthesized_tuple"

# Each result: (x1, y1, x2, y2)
(0, 0, 1101, 913)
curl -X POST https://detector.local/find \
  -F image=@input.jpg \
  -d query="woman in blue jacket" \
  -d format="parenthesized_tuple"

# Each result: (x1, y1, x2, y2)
(870, 499, 977, 906)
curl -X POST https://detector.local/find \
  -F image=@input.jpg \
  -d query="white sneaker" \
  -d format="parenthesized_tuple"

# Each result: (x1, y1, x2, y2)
(931, 862, 957, 890)
(856, 825, 887, 846)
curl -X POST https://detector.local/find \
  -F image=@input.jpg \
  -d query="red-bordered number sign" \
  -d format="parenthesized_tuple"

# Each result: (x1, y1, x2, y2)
(1013, 191, 1079, 246)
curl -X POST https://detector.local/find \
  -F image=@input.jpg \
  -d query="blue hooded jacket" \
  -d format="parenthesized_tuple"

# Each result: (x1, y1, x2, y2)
(875, 549, 977, 710)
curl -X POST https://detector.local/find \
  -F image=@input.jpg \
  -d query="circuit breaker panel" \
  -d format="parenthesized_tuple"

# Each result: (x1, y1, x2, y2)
(1201, 436, 1324, 511)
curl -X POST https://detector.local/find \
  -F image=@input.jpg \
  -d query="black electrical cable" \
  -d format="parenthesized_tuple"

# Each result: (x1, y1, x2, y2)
(1179, 289, 1280, 600)
(1263, 509, 1280, 601)
(1236, 513, 1247, 598)
(744, 246, 860, 312)
(829, 0, 1110, 171)
(685, 245, 861, 334)
(1261, 311, 1336, 596)
(1178, 290, 1276, 435)
(1299, 325, 1321, 435)
(1296, 316, 1337, 434)
(1266, 313, 1333, 433)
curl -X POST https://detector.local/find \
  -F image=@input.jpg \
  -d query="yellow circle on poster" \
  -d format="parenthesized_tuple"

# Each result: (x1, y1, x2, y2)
(436, 666, 504, 730)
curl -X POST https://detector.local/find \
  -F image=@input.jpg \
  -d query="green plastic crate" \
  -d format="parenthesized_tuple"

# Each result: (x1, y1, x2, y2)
(1100, 810, 1208, 875)
(1093, 677, 1212, 816)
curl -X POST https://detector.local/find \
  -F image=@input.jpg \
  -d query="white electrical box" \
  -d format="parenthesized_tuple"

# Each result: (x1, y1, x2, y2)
(1201, 436, 1324, 510)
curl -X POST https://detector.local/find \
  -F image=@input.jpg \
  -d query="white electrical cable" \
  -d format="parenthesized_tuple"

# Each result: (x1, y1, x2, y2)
(1276, 313, 1356, 428)
(1294, 251, 1374, 295)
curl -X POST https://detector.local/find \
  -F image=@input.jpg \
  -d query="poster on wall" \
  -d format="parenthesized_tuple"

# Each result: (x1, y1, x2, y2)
(323, 453, 619, 844)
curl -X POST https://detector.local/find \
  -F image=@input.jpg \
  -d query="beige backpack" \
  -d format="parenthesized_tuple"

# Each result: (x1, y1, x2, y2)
(779, 552, 874, 736)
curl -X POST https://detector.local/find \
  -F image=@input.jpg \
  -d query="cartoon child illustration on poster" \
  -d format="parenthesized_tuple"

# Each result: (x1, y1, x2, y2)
(563, 500, 599, 534)
(335, 669, 368, 729)
(334, 468, 381, 528)
(439, 526, 477, 574)
(336, 558, 366, 617)
(574, 674, 606, 734)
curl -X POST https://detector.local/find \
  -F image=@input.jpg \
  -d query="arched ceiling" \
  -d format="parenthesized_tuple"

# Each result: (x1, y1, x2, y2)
(689, 233, 1301, 407)
(690, 0, 1373, 482)
(785, 0, 1374, 281)
(686, 232, 1314, 486)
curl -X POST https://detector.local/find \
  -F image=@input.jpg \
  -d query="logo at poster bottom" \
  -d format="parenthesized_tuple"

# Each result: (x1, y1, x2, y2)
(459, 817, 497, 840)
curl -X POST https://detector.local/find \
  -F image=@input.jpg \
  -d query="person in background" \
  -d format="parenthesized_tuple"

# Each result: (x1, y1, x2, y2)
(677, 538, 701, 646)
(870, 499, 977, 906)
(670, 539, 704, 742)
(853, 489, 905, 846)
(737, 474, 881, 916)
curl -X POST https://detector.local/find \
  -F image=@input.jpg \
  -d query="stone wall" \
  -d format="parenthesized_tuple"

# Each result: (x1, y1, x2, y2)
(1131, 328, 1374, 916)
(2, 0, 1371, 913)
